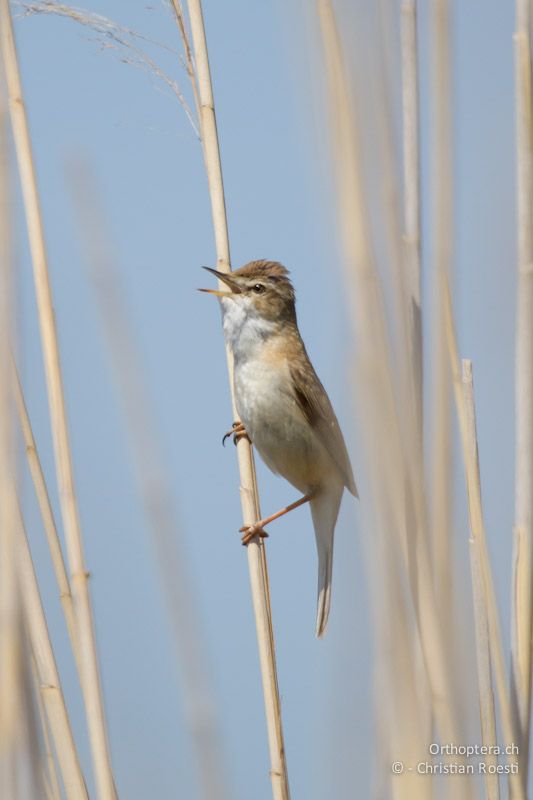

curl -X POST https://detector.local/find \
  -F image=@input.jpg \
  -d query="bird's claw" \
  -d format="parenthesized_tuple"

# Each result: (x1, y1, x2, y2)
(222, 421, 249, 447)
(240, 525, 269, 546)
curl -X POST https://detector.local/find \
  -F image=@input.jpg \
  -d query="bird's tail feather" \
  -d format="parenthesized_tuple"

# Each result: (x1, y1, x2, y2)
(311, 483, 343, 638)
(316, 547, 333, 638)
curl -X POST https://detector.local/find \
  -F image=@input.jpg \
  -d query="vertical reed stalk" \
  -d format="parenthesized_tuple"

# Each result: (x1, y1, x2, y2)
(370, 5, 437, 786)
(397, 10, 438, 767)
(17, 506, 88, 800)
(0, 4, 117, 797)
(178, 3, 290, 798)
(430, 0, 453, 608)
(0, 58, 20, 778)
(13, 361, 80, 676)
(31, 657, 62, 800)
(317, 0, 463, 752)
(462, 362, 499, 800)
(401, 1, 422, 448)
(445, 294, 523, 799)
(512, 0, 533, 786)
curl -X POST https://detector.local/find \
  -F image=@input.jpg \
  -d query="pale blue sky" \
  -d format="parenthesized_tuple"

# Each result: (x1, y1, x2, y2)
(13, 1, 519, 798)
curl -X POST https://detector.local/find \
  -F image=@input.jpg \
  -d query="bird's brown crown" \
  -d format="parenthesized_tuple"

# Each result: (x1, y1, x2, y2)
(234, 259, 290, 280)
(232, 260, 296, 324)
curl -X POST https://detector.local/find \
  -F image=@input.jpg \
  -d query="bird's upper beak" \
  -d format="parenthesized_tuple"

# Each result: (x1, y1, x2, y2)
(198, 267, 242, 297)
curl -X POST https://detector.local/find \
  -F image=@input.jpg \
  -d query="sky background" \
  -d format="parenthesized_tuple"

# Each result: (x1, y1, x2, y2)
(10, 0, 519, 798)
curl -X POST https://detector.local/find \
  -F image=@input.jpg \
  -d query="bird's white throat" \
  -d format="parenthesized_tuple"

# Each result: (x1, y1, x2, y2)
(220, 296, 277, 361)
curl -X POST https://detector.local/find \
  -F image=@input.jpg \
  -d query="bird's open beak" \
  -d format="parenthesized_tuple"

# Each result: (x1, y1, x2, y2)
(198, 266, 242, 296)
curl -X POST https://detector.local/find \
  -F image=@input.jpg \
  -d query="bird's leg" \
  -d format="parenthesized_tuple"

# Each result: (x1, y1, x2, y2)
(222, 420, 249, 447)
(240, 493, 314, 546)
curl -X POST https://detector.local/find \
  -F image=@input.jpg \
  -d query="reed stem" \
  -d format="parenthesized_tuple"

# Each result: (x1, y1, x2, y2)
(13, 360, 81, 677)
(0, 55, 20, 773)
(511, 0, 533, 787)
(429, 0, 453, 612)
(400, 1, 422, 448)
(318, 0, 463, 757)
(31, 656, 62, 800)
(179, 2, 291, 798)
(17, 505, 88, 800)
(462, 362, 499, 800)
(445, 289, 523, 799)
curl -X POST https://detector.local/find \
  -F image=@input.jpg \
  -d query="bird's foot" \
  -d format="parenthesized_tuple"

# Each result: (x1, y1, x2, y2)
(240, 524, 269, 546)
(222, 420, 249, 447)
(239, 494, 314, 546)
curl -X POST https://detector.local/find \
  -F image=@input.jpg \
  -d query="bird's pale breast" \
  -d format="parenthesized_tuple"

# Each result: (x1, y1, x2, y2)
(221, 295, 337, 493)
(234, 347, 331, 494)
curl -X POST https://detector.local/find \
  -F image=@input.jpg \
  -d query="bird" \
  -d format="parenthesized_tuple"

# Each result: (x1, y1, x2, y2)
(200, 260, 357, 637)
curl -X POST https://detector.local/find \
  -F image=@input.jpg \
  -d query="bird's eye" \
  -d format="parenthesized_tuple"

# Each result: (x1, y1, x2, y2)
(252, 283, 265, 294)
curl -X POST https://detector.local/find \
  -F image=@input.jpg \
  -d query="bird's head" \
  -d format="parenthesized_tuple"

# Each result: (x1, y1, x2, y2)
(199, 260, 296, 324)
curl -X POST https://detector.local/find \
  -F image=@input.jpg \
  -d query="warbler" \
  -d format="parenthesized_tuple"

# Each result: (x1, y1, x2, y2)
(200, 260, 357, 637)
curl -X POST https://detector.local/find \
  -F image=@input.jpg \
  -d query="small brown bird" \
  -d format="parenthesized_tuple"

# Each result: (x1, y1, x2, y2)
(200, 260, 357, 636)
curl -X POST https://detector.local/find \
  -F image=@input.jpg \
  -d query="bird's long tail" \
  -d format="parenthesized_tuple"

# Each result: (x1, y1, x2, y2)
(310, 482, 343, 638)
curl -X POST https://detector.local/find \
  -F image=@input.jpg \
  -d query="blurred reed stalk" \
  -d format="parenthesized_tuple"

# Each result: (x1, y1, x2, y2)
(512, 0, 533, 787)
(175, 3, 291, 798)
(400, 1, 422, 452)
(374, 0, 434, 786)
(427, 0, 472, 751)
(469, 537, 499, 800)
(429, 0, 453, 613)
(1, 65, 44, 800)
(460, 361, 499, 800)
(316, 4, 472, 798)
(68, 161, 231, 800)
(319, 0, 460, 725)
(0, 64, 22, 795)
(445, 292, 523, 799)
(0, 2, 117, 797)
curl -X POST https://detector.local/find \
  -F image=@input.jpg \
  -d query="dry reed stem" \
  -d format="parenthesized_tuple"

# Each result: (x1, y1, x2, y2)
(317, 2, 467, 771)
(384, 0, 449, 734)
(424, 1, 470, 757)
(5, 644, 45, 798)
(371, 3, 435, 788)
(0, 64, 21, 772)
(462, 362, 499, 800)
(367, 497, 431, 800)
(469, 540, 499, 800)
(0, 4, 117, 797)
(17, 505, 88, 800)
(42, 773, 57, 800)
(511, 0, 533, 786)
(67, 161, 231, 800)
(445, 289, 523, 799)
(180, 3, 290, 798)
(13, 360, 81, 676)
(370, 10, 461, 778)
(1, 51, 44, 800)
(376, 3, 425, 509)
(31, 657, 62, 800)
(400, 1, 422, 447)
(429, 0, 453, 612)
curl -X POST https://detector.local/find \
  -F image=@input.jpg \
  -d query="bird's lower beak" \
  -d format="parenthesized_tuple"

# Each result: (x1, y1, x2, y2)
(198, 266, 242, 296)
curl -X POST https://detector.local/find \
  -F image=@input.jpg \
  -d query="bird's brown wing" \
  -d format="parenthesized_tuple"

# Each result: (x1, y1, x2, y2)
(289, 359, 358, 496)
